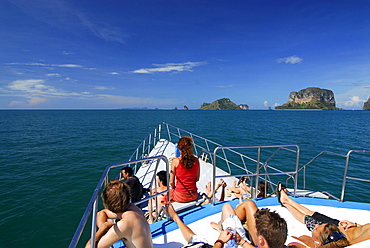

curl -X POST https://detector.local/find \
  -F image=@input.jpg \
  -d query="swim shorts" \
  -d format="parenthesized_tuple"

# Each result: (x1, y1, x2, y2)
(304, 212, 340, 231)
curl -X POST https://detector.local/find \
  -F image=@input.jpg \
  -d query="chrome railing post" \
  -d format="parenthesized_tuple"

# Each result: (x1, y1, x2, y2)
(341, 150, 352, 202)
(89, 199, 98, 248)
(294, 145, 300, 196)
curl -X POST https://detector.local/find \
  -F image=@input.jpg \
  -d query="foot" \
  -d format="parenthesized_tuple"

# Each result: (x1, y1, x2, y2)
(210, 221, 222, 232)
(205, 181, 212, 195)
(277, 182, 286, 207)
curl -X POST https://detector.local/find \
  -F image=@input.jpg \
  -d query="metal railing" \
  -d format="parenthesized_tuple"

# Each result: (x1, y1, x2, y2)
(68, 155, 169, 248)
(69, 122, 370, 248)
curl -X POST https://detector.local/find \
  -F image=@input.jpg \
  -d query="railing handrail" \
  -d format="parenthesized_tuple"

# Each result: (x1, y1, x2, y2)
(70, 122, 370, 248)
(68, 155, 168, 248)
(210, 144, 300, 204)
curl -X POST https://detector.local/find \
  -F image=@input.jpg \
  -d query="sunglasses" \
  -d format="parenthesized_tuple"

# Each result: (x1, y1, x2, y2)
(323, 231, 346, 245)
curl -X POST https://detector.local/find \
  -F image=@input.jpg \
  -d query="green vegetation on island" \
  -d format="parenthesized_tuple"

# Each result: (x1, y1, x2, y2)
(200, 98, 248, 110)
(364, 97, 370, 110)
(276, 87, 342, 110)
(275, 100, 340, 110)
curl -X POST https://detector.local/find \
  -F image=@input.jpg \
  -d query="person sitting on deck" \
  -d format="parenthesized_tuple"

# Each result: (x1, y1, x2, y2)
(257, 180, 270, 198)
(147, 170, 168, 223)
(120, 166, 143, 203)
(277, 182, 370, 247)
(168, 136, 200, 203)
(85, 180, 153, 248)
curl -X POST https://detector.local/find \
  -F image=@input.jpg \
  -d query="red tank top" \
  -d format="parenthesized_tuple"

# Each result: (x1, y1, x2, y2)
(174, 156, 199, 193)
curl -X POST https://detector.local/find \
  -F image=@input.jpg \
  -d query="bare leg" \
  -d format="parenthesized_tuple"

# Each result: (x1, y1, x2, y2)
(166, 203, 196, 242)
(235, 200, 258, 244)
(280, 188, 315, 223)
(210, 203, 236, 233)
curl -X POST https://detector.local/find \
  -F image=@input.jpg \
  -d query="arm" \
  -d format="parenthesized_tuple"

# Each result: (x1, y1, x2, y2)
(85, 222, 114, 248)
(349, 226, 370, 245)
(195, 158, 200, 182)
(96, 209, 117, 228)
(170, 158, 178, 189)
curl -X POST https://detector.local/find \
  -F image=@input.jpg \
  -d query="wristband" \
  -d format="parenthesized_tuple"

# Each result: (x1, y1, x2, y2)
(214, 240, 224, 246)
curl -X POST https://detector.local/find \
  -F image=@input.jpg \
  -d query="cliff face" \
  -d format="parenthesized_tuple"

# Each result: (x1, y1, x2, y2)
(276, 87, 341, 110)
(364, 97, 370, 110)
(289, 87, 336, 106)
(200, 98, 245, 110)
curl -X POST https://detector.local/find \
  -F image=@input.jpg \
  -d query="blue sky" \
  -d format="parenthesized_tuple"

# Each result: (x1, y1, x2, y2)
(1, 0, 369, 109)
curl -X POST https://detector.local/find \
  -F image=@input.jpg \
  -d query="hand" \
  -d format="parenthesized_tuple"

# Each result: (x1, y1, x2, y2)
(217, 230, 234, 243)
(339, 220, 357, 230)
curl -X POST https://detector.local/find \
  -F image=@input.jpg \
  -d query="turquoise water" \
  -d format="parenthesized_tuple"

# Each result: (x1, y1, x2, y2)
(1, 110, 370, 247)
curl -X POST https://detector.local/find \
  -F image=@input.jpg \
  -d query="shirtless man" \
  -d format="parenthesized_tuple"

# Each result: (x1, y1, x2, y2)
(85, 180, 153, 248)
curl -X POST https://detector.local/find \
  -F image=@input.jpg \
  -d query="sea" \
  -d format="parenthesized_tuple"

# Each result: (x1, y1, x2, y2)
(1, 109, 370, 248)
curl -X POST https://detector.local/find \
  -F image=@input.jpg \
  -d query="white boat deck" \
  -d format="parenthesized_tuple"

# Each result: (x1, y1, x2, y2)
(133, 139, 370, 248)
(149, 198, 370, 247)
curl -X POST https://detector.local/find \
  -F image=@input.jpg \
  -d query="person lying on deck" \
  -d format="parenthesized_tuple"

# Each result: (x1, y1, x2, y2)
(167, 200, 288, 248)
(229, 200, 288, 248)
(277, 182, 370, 248)
(201, 179, 227, 205)
(226, 176, 251, 199)
(165, 202, 246, 248)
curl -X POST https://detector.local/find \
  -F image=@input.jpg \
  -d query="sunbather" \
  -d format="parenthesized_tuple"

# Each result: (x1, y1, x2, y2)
(278, 182, 370, 247)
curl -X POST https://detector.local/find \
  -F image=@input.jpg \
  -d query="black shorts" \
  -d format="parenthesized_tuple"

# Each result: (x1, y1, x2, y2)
(304, 212, 340, 231)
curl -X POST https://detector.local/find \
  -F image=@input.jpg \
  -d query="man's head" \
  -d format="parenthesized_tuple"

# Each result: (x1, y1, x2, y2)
(102, 180, 131, 213)
(156, 170, 168, 187)
(121, 166, 133, 179)
(254, 208, 287, 248)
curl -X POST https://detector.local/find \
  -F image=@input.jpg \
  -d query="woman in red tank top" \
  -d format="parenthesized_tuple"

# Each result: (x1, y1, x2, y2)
(169, 136, 200, 203)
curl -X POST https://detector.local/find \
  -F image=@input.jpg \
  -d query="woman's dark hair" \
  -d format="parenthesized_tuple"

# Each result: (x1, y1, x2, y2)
(178, 136, 195, 169)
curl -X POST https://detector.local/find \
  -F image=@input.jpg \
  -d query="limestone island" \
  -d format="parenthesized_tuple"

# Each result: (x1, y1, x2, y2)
(363, 97, 370, 110)
(276, 87, 343, 110)
(200, 98, 249, 110)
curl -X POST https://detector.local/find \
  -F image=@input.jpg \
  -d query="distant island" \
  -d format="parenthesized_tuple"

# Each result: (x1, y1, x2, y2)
(275, 87, 343, 110)
(364, 97, 370, 110)
(200, 98, 249, 110)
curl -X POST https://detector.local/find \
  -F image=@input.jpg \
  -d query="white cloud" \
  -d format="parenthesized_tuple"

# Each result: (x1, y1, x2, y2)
(216, 84, 237, 88)
(46, 73, 61, 77)
(94, 86, 115, 90)
(109, 72, 120, 75)
(336, 86, 370, 109)
(62, 51, 74, 55)
(343, 96, 366, 107)
(264, 100, 268, 107)
(8, 100, 24, 107)
(6, 79, 86, 98)
(131, 62, 206, 74)
(276, 55, 303, 64)
(6, 62, 95, 70)
(28, 97, 47, 105)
